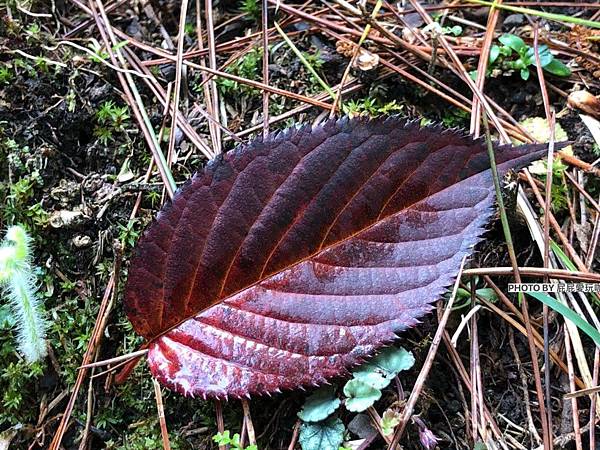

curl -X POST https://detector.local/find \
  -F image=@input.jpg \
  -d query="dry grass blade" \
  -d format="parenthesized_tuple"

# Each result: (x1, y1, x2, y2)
(470, 0, 502, 137)
(153, 378, 172, 450)
(166, 0, 191, 173)
(204, 0, 222, 153)
(387, 257, 466, 448)
(49, 274, 115, 450)
(261, 0, 270, 136)
(482, 114, 551, 447)
(564, 327, 584, 450)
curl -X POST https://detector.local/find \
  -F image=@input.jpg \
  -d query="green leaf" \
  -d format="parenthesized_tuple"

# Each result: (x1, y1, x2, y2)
(456, 287, 471, 301)
(499, 34, 526, 53)
(526, 45, 553, 68)
(442, 25, 462, 36)
(543, 58, 571, 77)
(298, 386, 341, 422)
(352, 347, 415, 389)
(528, 292, 600, 345)
(213, 431, 231, 445)
(476, 288, 498, 302)
(520, 68, 530, 81)
(343, 379, 382, 412)
(489, 45, 500, 64)
(299, 417, 345, 450)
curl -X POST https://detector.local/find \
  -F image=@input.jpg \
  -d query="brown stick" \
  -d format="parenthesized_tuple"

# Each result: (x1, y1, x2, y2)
(153, 379, 172, 450)
(564, 325, 583, 450)
(241, 399, 256, 446)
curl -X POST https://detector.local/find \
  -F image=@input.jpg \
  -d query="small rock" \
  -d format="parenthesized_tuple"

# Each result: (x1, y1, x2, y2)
(348, 413, 377, 439)
(503, 14, 525, 28)
(126, 18, 143, 41)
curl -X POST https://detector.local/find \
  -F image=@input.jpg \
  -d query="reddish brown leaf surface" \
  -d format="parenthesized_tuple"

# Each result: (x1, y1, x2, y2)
(124, 117, 547, 399)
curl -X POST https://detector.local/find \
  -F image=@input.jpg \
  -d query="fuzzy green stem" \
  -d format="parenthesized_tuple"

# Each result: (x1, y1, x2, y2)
(9, 270, 47, 362)
(0, 225, 47, 363)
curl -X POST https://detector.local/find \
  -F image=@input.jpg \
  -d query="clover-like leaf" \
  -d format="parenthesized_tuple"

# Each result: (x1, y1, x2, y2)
(123, 116, 551, 398)
(299, 417, 345, 450)
(352, 347, 415, 389)
(344, 379, 382, 412)
(298, 386, 341, 422)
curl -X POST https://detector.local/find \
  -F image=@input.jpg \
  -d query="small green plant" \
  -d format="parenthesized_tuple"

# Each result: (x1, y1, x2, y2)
(297, 346, 415, 450)
(475, 34, 571, 81)
(184, 23, 195, 36)
(88, 40, 128, 63)
(24, 22, 41, 42)
(213, 48, 262, 96)
(118, 218, 141, 249)
(212, 430, 258, 450)
(94, 100, 130, 145)
(0, 225, 47, 363)
(239, 0, 260, 21)
(342, 98, 403, 118)
(1, 138, 48, 227)
(441, 25, 462, 36)
(453, 276, 498, 310)
(302, 49, 324, 72)
(0, 65, 13, 84)
(441, 107, 470, 128)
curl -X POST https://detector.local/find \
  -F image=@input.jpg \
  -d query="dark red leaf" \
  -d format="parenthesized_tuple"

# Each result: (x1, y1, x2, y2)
(124, 117, 547, 399)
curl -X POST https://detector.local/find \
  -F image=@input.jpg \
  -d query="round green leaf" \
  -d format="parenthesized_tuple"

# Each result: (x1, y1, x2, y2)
(352, 346, 415, 389)
(520, 68, 530, 80)
(499, 34, 526, 53)
(344, 379, 382, 412)
(299, 417, 345, 450)
(351, 369, 388, 389)
(298, 386, 341, 422)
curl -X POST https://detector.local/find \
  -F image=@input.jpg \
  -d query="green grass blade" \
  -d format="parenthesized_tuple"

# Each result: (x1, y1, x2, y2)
(528, 292, 600, 346)
(550, 240, 577, 271)
(273, 22, 336, 99)
(463, 0, 600, 28)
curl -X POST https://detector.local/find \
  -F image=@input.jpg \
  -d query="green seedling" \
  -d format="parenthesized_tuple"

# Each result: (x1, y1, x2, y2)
(472, 34, 571, 81)
(297, 346, 414, 450)
(0, 225, 47, 363)
(240, 0, 260, 22)
(94, 100, 130, 145)
(343, 98, 403, 118)
(213, 430, 257, 450)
